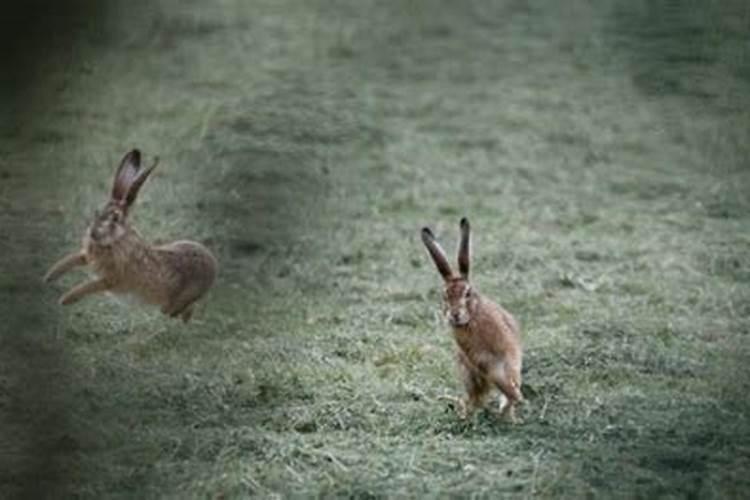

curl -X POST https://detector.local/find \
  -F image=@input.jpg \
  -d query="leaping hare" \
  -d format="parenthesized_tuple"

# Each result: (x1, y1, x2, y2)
(44, 149, 217, 323)
(421, 218, 523, 421)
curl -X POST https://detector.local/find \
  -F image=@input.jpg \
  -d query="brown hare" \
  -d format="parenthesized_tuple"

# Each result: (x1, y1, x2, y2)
(44, 149, 217, 323)
(421, 218, 523, 421)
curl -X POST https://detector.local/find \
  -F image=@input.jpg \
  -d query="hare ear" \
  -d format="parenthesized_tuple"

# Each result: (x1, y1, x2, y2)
(125, 156, 159, 207)
(458, 217, 470, 278)
(112, 149, 141, 203)
(421, 227, 453, 280)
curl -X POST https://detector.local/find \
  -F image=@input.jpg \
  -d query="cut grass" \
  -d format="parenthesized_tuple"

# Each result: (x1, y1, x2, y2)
(1, 0, 749, 498)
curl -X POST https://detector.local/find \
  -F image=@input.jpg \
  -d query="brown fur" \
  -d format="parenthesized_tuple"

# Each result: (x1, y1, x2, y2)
(44, 149, 217, 323)
(421, 218, 523, 421)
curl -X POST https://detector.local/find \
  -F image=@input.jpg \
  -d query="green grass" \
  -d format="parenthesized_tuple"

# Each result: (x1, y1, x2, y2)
(1, 0, 749, 498)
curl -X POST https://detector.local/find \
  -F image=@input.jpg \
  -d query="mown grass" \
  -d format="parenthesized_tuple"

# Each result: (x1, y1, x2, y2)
(1, 0, 749, 498)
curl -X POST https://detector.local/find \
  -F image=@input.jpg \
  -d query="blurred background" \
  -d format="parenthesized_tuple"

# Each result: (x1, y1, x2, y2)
(1, 1, 748, 497)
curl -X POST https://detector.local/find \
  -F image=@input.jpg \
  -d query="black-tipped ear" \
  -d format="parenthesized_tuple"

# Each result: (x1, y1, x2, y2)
(112, 149, 141, 203)
(421, 226, 453, 280)
(125, 156, 159, 207)
(458, 217, 470, 278)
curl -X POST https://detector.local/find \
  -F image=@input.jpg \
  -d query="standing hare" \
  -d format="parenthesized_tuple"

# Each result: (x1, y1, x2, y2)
(421, 218, 523, 421)
(44, 149, 217, 323)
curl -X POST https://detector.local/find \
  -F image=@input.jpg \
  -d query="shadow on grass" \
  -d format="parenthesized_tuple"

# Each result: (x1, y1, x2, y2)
(0, 3, 118, 499)
(609, 0, 750, 98)
(516, 321, 750, 497)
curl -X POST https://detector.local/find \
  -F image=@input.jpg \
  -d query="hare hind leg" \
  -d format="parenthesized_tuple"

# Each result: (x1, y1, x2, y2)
(162, 285, 203, 322)
(180, 306, 194, 323)
(489, 363, 523, 423)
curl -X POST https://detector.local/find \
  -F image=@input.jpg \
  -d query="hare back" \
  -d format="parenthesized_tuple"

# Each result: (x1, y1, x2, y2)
(155, 240, 218, 290)
(86, 233, 216, 306)
(116, 240, 217, 307)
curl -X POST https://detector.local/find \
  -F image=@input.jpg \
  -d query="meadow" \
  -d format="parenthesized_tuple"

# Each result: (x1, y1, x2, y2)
(1, 0, 749, 498)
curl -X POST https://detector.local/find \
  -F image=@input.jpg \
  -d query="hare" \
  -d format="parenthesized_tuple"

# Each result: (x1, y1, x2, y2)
(43, 149, 217, 323)
(421, 218, 523, 421)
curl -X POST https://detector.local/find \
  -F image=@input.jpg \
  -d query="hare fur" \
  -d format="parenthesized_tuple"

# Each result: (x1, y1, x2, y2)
(421, 218, 523, 421)
(44, 149, 217, 323)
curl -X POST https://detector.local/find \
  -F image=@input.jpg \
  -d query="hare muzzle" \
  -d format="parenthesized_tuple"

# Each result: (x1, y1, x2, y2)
(445, 305, 470, 327)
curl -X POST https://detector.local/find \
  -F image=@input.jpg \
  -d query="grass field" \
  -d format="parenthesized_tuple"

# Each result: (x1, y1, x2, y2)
(2, 0, 750, 498)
